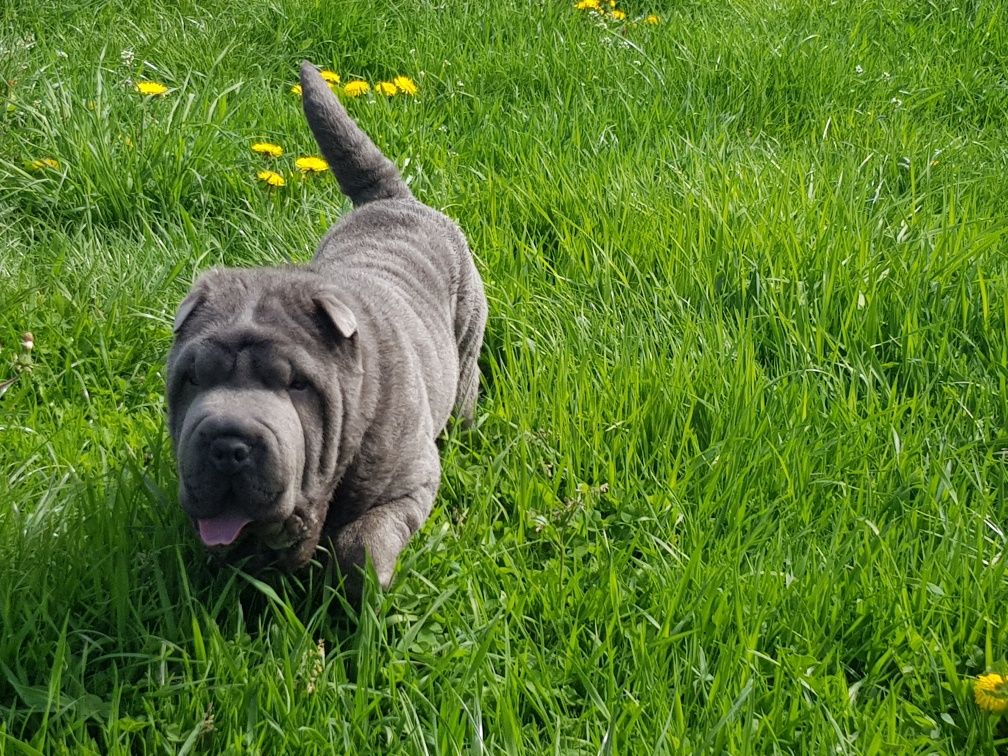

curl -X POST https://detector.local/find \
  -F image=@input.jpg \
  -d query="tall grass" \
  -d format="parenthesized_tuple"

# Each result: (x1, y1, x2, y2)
(2, 0, 1007, 751)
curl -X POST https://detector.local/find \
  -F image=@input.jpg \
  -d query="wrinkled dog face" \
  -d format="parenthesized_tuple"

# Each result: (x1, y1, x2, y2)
(167, 268, 361, 567)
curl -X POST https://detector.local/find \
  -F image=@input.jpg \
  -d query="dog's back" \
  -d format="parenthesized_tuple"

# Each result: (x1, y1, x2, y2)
(299, 62, 486, 428)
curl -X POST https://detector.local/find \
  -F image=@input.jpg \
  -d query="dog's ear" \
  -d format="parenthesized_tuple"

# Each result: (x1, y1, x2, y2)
(173, 288, 205, 334)
(312, 289, 357, 340)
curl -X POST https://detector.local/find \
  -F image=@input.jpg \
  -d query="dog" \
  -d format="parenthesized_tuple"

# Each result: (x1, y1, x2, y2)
(166, 61, 487, 593)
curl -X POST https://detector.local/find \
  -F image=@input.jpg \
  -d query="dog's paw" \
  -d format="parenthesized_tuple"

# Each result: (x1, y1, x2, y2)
(273, 510, 323, 570)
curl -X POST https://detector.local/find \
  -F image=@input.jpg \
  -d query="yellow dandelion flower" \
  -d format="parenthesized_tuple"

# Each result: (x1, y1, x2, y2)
(28, 157, 60, 171)
(611, 9, 626, 19)
(343, 80, 370, 97)
(376, 81, 398, 96)
(295, 156, 329, 173)
(608, 0, 616, 6)
(290, 84, 302, 96)
(393, 76, 418, 95)
(645, 14, 660, 24)
(135, 81, 168, 96)
(320, 70, 340, 84)
(975, 673, 1008, 714)
(257, 170, 285, 187)
(575, 0, 600, 9)
(251, 142, 283, 157)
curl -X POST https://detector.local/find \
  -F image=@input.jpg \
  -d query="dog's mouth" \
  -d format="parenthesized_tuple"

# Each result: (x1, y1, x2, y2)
(192, 511, 300, 554)
(183, 480, 294, 550)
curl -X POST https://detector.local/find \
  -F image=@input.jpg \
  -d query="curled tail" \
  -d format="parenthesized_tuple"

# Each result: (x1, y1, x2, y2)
(299, 61, 412, 207)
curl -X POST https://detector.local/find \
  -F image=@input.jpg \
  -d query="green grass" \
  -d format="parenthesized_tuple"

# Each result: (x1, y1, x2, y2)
(2, 0, 1008, 751)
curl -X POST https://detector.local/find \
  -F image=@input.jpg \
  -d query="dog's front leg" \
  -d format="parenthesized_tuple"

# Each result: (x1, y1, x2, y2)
(332, 481, 438, 593)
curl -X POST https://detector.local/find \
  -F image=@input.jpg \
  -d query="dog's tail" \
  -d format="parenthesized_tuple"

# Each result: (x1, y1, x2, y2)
(299, 61, 412, 207)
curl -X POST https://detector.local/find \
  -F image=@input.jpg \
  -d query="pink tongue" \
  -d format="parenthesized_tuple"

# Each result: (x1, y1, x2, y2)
(197, 514, 253, 546)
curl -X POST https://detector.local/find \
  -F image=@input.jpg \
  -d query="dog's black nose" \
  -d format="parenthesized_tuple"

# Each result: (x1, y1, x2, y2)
(209, 435, 252, 474)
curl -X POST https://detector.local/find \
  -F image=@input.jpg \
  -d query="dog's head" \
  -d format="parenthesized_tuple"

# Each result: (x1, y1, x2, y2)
(166, 268, 362, 567)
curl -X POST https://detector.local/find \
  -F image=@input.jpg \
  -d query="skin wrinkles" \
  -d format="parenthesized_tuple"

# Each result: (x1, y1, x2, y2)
(289, 382, 333, 498)
(344, 284, 455, 404)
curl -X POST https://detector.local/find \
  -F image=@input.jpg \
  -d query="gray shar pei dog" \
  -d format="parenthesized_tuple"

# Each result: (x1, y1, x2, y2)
(167, 61, 486, 592)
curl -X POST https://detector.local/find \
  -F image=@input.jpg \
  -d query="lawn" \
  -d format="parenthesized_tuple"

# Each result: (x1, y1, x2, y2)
(2, 0, 1008, 752)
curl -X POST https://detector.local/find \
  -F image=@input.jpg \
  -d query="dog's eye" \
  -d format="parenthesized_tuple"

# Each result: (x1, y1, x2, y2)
(289, 375, 309, 391)
(186, 371, 199, 387)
